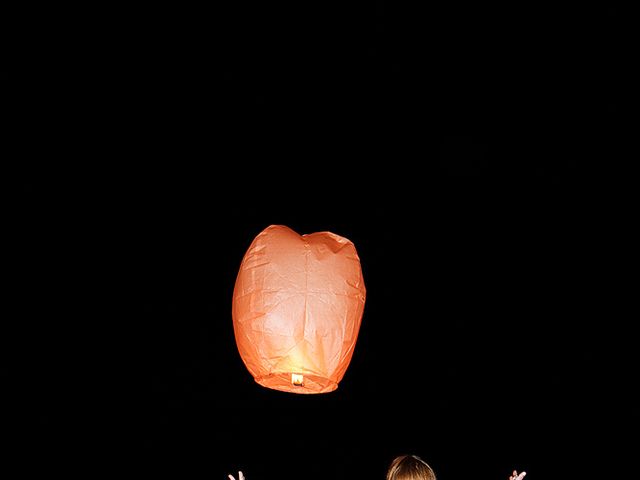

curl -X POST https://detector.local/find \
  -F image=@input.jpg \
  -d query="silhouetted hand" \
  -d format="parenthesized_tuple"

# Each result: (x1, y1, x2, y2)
(228, 471, 245, 480)
(509, 470, 526, 480)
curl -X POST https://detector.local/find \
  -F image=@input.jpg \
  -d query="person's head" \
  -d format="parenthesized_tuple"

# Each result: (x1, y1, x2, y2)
(386, 454, 436, 480)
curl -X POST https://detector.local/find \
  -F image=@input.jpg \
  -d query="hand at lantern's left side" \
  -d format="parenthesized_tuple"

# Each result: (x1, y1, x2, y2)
(228, 471, 245, 480)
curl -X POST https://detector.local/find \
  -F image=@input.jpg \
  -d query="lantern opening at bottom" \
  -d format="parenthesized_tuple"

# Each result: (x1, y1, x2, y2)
(253, 372, 338, 394)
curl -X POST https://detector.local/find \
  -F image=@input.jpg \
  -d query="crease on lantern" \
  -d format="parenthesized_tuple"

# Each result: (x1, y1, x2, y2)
(291, 240, 310, 387)
(242, 260, 271, 270)
(255, 293, 299, 316)
(235, 290, 315, 302)
(262, 333, 309, 375)
(311, 294, 358, 358)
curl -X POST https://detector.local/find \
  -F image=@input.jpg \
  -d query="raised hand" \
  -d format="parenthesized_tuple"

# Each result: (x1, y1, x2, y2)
(228, 471, 245, 480)
(509, 470, 526, 480)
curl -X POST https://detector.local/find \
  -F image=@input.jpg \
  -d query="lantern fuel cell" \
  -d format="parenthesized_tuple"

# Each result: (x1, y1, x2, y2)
(232, 225, 366, 394)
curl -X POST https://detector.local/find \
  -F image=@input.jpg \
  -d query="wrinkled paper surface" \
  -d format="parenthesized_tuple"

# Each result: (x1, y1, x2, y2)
(232, 225, 366, 393)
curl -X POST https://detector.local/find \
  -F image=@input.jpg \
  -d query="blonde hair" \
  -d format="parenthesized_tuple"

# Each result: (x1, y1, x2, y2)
(386, 454, 436, 480)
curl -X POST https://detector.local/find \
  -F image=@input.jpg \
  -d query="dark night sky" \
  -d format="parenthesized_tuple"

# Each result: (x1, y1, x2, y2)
(9, 3, 634, 480)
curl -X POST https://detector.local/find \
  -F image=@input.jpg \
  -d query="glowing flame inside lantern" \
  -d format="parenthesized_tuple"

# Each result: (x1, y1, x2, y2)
(291, 373, 304, 386)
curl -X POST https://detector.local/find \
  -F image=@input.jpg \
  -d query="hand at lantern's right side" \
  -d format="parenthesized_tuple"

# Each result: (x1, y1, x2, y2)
(228, 472, 245, 480)
(509, 470, 526, 480)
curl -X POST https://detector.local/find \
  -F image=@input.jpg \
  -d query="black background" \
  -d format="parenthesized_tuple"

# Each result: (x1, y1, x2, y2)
(9, 3, 634, 480)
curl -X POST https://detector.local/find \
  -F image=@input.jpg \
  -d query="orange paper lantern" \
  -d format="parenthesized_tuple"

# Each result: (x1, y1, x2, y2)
(232, 225, 366, 394)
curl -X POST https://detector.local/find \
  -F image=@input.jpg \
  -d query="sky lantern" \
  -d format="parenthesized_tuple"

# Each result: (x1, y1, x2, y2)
(232, 225, 366, 394)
